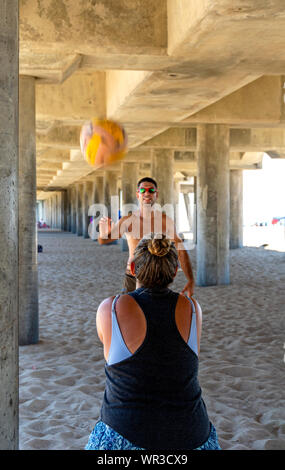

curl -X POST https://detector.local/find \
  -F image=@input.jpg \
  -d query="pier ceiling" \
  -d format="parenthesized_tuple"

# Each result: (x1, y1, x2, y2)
(19, 1, 285, 189)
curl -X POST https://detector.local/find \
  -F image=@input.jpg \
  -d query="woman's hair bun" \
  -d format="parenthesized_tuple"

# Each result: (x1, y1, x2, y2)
(147, 236, 171, 257)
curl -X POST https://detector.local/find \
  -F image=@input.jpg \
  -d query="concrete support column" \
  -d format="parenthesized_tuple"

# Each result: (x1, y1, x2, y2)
(56, 194, 61, 229)
(82, 182, 93, 238)
(53, 195, 58, 228)
(50, 196, 55, 228)
(196, 124, 230, 286)
(0, 0, 19, 449)
(47, 198, 52, 227)
(88, 176, 104, 240)
(121, 162, 139, 215)
(94, 176, 104, 204)
(70, 186, 77, 234)
(56, 195, 60, 228)
(183, 192, 191, 229)
(230, 170, 243, 249)
(182, 179, 197, 244)
(103, 170, 117, 217)
(53, 196, 57, 228)
(61, 190, 68, 231)
(19, 76, 39, 345)
(120, 162, 138, 251)
(42, 200, 46, 224)
(55, 194, 59, 228)
(76, 183, 83, 236)
(36, 202, 39, 223)
(151, 149, 174, 207)
(43, 200, 47, 224)
(38, 201, 44, 223)
(58, 193, 62, 230)
(44, 199, 47, 225)
(173, 179, 180, 228)
(66, 187, 72, 232)
(193, 176, 197, 245)
(41, 200, 45, 223)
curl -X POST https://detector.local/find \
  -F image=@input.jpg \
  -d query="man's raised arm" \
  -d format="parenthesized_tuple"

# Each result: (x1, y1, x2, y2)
(165, 215, 195, 297)
(98, 215, 129, 245)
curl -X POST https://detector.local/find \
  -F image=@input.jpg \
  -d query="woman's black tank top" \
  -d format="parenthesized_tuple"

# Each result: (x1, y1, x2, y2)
(100, 286, 210, 450)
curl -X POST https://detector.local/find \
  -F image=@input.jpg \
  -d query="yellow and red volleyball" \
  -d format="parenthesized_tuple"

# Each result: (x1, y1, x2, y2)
(80, 118, 127, 169)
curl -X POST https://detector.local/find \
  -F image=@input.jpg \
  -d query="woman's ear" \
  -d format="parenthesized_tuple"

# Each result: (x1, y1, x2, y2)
(130, 261, 136, 277)
(173, 265, 178, 278)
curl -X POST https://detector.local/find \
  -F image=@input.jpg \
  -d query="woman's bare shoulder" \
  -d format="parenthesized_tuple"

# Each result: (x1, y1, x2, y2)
(116, 293, 142, 311)
(98, 295, 116, 311)
(176, 294, 202, 315)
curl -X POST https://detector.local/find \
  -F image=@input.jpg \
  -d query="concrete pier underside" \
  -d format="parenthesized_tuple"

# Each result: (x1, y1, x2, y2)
(1, 0, 285, 450)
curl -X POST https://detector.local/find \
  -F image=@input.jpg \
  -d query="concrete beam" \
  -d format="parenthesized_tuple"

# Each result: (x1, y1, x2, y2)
(173, 152, 263, 175)
(105, 2, 285, 149)
(183, 76, 285, 127)
(20, 0, 167, 54)
(230, 128, 285, 151)
(142, 128, 197, 150)
(142, 127, 285, 153)
(37, 162, 63, 171)
(266, 151, 285, 159)
(36, 148, 70, 163)
(108, 0, 285, 145)
(167, 1, 285, 75)
(36, 125, 80, 149)
(36, 72, 106, 125)
(20, 53, 82, 84)
(27, 2, 285, 191)
(37, 169, 58, 175)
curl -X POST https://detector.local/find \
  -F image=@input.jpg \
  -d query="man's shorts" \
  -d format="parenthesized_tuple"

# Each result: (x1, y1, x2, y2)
(122, 272, 136, 293)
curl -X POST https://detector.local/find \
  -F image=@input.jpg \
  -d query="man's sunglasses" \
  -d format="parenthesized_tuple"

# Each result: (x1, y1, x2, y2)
(138, 187, 157, 194)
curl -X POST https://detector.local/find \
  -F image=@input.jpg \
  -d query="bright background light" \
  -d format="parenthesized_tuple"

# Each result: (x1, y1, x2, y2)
(243, 153, 285, 251)
(243, 153, 285, 225)
(177, 153, 285, 251)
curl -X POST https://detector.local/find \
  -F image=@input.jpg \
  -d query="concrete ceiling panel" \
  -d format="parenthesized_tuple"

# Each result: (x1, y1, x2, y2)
(19, 0, 285, 191)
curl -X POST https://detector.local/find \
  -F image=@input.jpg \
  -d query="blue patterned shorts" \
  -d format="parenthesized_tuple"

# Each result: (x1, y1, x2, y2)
(85, 421, 221, 450)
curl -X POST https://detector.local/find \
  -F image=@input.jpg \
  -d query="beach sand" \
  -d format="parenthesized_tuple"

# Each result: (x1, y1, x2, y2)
(19, 231, 285, 450)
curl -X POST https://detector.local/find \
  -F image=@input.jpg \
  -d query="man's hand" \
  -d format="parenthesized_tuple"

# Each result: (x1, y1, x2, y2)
(181, 279, 195, 298)
(99, 216, 114, 240)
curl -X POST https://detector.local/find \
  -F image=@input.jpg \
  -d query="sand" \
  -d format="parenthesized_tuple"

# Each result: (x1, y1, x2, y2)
(19, 231, 285, 450)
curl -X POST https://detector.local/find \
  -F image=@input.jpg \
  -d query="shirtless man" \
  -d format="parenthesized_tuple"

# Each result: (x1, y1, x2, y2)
(98, 177, 195, 297)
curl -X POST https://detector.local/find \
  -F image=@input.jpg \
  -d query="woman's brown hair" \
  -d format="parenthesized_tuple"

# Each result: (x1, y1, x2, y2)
(133, 233, 178, 288)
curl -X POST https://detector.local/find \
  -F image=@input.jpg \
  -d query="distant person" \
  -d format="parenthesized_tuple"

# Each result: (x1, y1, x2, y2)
(37, 219, 49, 229)
(85, 233, 221, 450)
(98, 177, 195, 297)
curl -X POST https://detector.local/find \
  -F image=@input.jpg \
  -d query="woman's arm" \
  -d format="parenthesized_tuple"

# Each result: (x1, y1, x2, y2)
(96, 296, 115, 360)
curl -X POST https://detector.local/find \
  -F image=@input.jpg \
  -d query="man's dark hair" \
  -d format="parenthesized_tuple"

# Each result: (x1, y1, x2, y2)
(137, 177, 157, 188)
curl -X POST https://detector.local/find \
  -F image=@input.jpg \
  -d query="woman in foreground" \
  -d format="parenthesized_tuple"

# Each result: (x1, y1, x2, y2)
(85, 234, 221, 450)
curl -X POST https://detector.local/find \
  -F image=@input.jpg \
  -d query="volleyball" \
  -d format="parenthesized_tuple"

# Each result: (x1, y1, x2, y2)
(80, 118, 128, 169)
